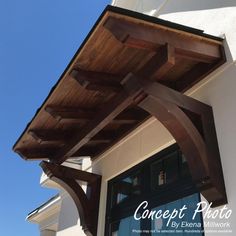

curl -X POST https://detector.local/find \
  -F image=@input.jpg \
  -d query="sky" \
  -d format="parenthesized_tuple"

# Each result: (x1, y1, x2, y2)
(0, 1, 110, 235)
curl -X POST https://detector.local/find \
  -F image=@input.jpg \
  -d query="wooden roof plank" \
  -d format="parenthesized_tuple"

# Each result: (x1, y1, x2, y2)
(12, 6, 225, 162)
(103, 16, 221, 63)
(53, 73, 144, 164)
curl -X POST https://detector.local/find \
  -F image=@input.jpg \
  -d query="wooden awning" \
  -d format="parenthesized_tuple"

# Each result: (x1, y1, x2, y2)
(13, 6, 225, 162)
(13, 5, 227, 211)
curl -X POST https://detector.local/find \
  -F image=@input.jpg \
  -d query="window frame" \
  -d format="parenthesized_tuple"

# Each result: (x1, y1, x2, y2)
(105, 144, 203, 235)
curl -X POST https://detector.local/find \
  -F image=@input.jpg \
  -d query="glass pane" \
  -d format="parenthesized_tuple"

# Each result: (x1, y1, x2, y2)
(151, 151, 179, 189)
(110, 215, 140, 236)
(151, 193, 203, 235)
(111, 171, 142, 207)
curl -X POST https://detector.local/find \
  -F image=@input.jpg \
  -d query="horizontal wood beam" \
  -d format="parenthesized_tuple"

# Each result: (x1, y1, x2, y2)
(45, 106, 93, 122)
(72, 146, 100, 157)
(92, 130, 115, 140)
(28, 129, 69, 144)
(28, 128, 116, 148)
(104, 16, 222, 63)
(87, 139, 111, 145)
(41, 161, 100, 183)
(138, 79, 211, 113)
(45, 106, 142, 125)
(15, 148, 55, 160)
(70, 68, 123, 93)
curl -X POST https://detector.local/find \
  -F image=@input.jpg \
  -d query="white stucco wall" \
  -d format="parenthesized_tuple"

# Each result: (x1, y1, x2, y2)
(55, 1, 236, 235)
(56, 192, 85, 236)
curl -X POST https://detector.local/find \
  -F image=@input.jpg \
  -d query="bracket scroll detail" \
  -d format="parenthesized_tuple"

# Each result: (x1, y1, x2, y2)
(123, 75, 227, 207)
(40, 161, 101, 236)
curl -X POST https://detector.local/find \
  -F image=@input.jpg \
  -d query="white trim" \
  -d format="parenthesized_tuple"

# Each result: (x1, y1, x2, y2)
(27, 195, 61, 223)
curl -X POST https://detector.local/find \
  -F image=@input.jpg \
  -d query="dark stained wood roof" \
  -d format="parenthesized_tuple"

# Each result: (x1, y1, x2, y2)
(13, 5, 226, 163)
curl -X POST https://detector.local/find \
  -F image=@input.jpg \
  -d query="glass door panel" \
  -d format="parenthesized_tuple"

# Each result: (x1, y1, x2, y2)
(151, 193, 203, 235)
(111, 215, 140, 236)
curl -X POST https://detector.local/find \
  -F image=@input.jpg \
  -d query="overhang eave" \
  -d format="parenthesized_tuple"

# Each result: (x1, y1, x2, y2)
(13, 6, 227, 212)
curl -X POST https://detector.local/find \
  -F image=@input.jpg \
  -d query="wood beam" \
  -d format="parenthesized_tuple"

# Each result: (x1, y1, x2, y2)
(28, 128, 116, 152)
(40, 161, 101, 236)
(72, 146, 100, 157)
(138, 79, 211, 113)
(136, 43, 175, 81)
(103, 16, 222, 63)
(34, 39, 226, 206)
(123, 74, 227, 207)
(41, 161, 100, 183)
(70, 68, 123, 93)
(28, 129, 70, 144)
(51, 43, 174, 163)
(92, 130, 114, 140)
(15, 148, 55, 160)
(45, 106, 93, 123)
(45, 106, 142, 125)
(86, 139, 111, 145)
(139, 95, 209, 182)
(53, 73, 144, 164)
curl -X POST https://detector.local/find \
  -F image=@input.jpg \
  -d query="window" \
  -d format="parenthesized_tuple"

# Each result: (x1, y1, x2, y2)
(105, 144, 204, 235)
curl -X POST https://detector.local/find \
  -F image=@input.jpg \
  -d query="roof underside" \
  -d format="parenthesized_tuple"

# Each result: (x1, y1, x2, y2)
(13, 5, 225, 163)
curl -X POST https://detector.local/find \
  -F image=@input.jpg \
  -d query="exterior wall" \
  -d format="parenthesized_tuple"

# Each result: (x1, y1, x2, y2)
(56, 192, 84, 236)
(51, 1, 236, 235)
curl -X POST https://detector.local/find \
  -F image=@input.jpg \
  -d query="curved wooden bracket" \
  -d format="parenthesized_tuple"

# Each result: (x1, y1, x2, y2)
(123, 75, 227, 207)
(40, 161, 101, 236)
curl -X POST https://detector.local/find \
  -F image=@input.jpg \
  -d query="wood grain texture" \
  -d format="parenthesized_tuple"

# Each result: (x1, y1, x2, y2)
(13, 6, 227, 206)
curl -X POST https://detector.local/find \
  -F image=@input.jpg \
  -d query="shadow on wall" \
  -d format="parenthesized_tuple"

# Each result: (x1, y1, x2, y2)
(57, 194, 79, 231)
(113, 0, 236, 14)
(224, 40, 234, 63)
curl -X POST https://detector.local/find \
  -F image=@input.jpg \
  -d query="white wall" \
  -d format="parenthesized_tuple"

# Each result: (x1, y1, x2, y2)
(56, 192, 85, 236)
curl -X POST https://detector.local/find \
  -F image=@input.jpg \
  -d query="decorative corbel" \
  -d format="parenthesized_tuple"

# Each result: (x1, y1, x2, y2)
(40, 161, 101, 236)
(123, 74, 227, 207)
